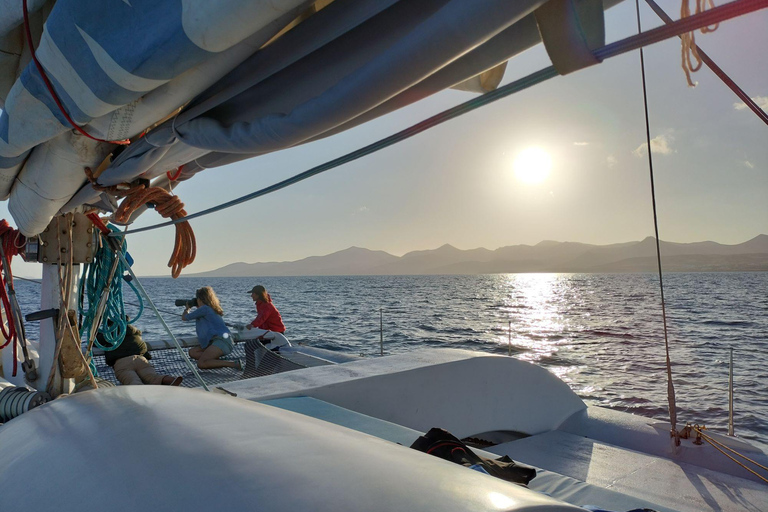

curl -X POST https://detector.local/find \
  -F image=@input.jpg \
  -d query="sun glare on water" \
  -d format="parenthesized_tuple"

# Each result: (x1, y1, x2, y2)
(513, 147, 552, 184)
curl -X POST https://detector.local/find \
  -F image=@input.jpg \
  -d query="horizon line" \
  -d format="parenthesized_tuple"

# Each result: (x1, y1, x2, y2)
(186, 233, 767, 275)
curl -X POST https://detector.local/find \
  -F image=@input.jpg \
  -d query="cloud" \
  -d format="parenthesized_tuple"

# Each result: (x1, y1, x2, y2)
(733, 96, 768, 111)
(743, 160, 755, 169)
(606, 155, 618, 167)
(632, 134, 674, 157)
(352, 206, 369, 216)
(573, 142, 589, 146)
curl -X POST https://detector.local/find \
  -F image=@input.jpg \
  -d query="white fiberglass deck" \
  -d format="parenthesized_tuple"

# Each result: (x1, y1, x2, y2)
(0, 386, 580, 512)
(227, 349, 768, 512)
(490, 430, 768, 512)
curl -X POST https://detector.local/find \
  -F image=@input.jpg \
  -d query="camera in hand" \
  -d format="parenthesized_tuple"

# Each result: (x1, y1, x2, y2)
(175, 298, 197, 308)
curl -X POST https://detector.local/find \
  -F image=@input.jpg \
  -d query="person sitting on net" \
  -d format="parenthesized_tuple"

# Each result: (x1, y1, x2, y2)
(98, 318, 182, 386)
(182, 286, 241, 370)
(246, 285, 285, 334)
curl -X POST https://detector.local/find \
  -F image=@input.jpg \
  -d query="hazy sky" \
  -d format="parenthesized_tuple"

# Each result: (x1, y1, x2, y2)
(3, 0, 767, 277)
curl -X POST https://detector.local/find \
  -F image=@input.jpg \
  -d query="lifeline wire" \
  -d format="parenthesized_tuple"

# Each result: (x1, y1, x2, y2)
(635, 0, 678, 440)
(114, 0, 768, 237)
(15, 276, 243, 331)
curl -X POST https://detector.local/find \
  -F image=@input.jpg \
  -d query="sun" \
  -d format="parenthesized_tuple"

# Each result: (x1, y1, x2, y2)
(513, 147, 552, 184)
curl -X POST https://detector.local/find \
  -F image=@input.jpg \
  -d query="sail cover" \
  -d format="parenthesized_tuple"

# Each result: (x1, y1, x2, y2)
(0, 0, 612, 235)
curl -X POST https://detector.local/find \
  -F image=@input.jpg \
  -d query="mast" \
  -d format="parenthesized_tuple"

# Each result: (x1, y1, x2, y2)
(36, 264, 79, 394)
(29, 213, 95, 396)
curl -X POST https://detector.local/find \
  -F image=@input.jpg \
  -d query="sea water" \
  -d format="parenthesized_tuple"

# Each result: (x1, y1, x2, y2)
(14, 272, 768, 448)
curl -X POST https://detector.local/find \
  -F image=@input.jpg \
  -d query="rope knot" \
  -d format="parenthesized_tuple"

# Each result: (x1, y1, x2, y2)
(155, 195, 186, 219)
(680, 0, 719, 86)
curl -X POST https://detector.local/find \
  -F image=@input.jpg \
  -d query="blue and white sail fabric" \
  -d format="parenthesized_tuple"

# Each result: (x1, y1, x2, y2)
(0, 0, 313, 233)
(83, 0, 550, 189)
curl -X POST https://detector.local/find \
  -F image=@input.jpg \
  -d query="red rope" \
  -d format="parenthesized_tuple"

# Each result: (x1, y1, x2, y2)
(86, 212, 111, 235)
(22, 0, 130, 145)
(167, 165, 184, 181)
(0, 220, 25, 376)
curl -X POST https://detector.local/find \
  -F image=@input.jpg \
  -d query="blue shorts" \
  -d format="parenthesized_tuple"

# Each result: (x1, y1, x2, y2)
(208, 334, 234, 355)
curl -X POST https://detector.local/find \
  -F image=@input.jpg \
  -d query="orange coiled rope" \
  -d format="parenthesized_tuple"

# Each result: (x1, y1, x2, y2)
(84, 168, 196, 278)
(112, 186, 196, 278)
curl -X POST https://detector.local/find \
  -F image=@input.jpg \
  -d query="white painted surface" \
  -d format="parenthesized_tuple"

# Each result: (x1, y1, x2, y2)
(557, 405, 768, 482)
(490, 429, 768, 512)
(0, 386, 584, 511)
(227, 349, 587, 438)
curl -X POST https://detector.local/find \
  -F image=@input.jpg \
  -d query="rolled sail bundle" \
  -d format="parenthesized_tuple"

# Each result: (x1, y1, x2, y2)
(1, 0, 619, 236)
(0, 0, 316, 235)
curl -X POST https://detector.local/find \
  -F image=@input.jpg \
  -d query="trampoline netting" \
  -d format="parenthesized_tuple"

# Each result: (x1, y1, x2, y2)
(92, 339, 307, 389)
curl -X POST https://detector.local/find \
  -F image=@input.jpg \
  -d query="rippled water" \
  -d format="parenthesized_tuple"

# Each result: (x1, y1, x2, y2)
(15, 272, 768, 448)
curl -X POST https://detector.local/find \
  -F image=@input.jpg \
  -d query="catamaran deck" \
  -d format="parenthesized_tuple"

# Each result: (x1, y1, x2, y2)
(225, 349, 768, 512)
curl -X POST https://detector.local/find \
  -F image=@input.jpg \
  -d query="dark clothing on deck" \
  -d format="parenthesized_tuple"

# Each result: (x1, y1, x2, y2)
(98, 324, 150, 367)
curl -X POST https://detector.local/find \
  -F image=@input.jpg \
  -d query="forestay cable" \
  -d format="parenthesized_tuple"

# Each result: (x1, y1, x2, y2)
(635, 0, 679, 444)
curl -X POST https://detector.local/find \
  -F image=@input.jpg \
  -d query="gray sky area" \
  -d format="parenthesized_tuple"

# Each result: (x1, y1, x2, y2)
(3, 1, 766, 277)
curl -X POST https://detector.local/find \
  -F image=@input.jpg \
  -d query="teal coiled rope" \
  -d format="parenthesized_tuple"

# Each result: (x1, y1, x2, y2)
(79, 224, 143, 353)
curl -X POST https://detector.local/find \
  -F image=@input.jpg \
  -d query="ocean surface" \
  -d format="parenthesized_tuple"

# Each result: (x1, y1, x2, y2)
(14, 272, 768, 449)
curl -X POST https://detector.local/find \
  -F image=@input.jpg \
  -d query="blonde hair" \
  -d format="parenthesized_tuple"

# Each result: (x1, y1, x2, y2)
(196, 286, 224, 316)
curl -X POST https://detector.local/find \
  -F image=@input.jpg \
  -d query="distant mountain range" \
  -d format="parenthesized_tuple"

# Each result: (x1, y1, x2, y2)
(187, 235, 768, 277)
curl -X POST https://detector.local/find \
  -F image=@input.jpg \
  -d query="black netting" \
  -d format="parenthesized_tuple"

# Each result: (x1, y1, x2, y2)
(242, 340, 306, 379)
(91, 339, 306, 389)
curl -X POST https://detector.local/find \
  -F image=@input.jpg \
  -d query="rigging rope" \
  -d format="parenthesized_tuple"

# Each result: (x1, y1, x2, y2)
(85, 168, 196, 278)
(114, 186, 196, 278)
(79, 224, 143, 352)
(645, 0, 768, 125)
(680, 0, 719, 86)
(21, 0, 130, 145)
(85, 166, 197, 278)
(0, 220, 25, 377)
(46, 214, 80, 393)
(167, 165, 184, 182)
(691, 425, 768, 483)
(0, 221, 23, 351)
(114, 0, 768, 237)
(635, 0, 679, 443)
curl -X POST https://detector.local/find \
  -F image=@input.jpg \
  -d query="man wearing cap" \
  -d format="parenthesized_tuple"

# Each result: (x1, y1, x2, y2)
(246, 285, 286, 333)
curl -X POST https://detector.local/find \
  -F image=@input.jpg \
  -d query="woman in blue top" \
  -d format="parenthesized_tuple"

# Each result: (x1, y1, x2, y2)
(182, 286, 241, 370)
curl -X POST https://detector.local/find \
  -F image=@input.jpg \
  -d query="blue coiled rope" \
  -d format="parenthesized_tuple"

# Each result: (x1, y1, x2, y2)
(79, 224, 143, 353)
